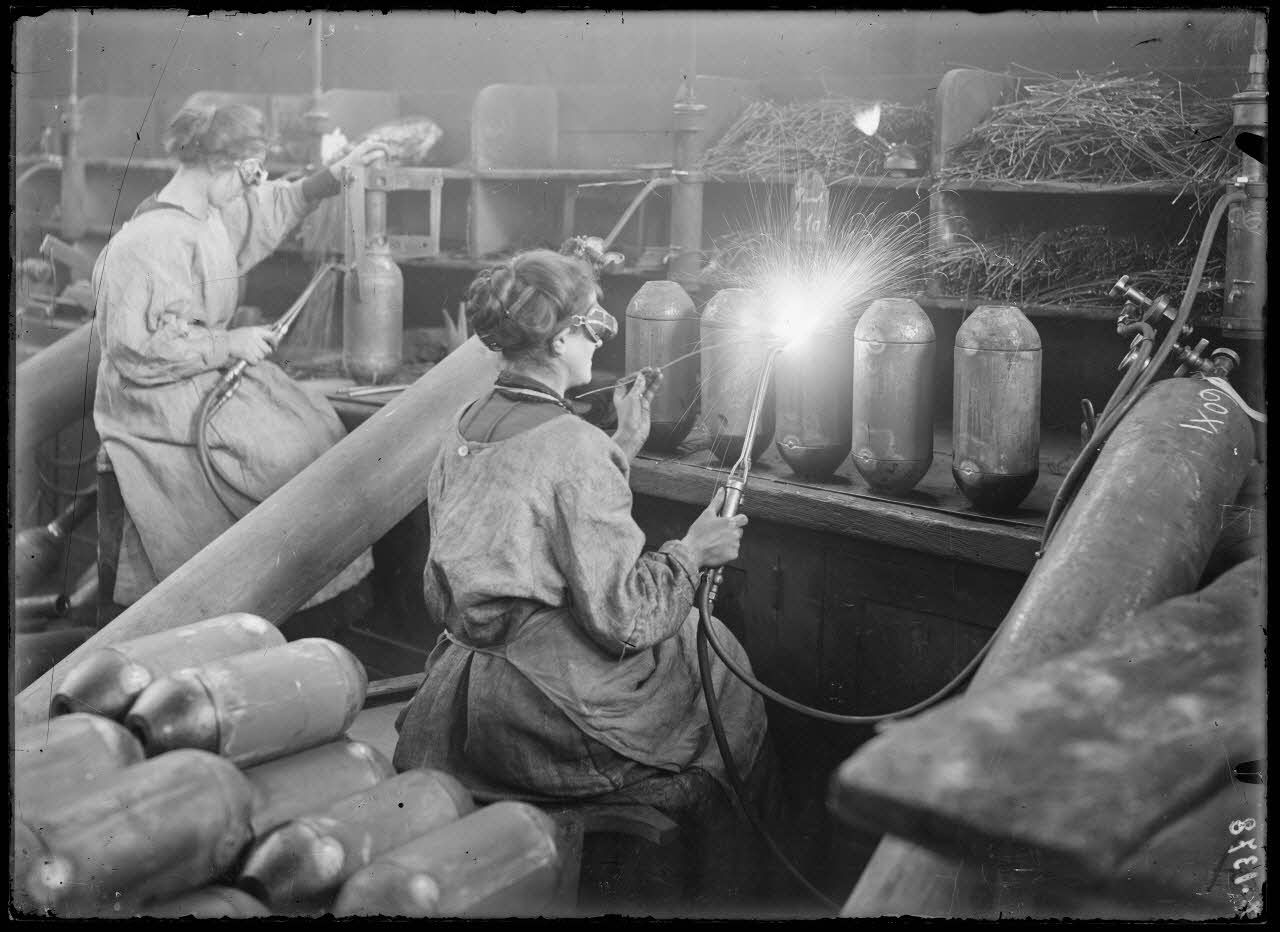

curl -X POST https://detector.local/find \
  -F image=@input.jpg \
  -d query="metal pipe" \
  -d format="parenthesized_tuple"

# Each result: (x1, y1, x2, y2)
(1221, 12, 1267, 337)
(15, 336, 506, 729)
(312, 11, 324, 105)
(59, 10, 87, 241)
(668, 82, 708, 290)
(16, 159, 63, 189)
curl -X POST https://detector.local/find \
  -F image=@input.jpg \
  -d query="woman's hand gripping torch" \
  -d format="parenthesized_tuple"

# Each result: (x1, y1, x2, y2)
(704, 344, 784, 607)
(208, 263, 343, 414)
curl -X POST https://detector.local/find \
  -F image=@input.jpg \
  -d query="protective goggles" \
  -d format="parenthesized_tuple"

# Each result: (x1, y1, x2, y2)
(236, 157, 268, 187)
(569, 304, 619, 345)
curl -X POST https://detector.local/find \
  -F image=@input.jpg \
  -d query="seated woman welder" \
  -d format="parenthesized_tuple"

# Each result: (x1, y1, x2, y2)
(91, 102, 382, 629)
(392, 249, 769, 810)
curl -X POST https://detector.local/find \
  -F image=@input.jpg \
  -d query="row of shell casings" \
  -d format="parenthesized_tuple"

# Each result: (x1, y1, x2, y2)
(14, 614, 565, 918)
(627, 283, 1043, 514)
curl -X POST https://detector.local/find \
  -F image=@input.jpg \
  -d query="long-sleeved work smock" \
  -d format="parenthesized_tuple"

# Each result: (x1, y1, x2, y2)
(91, 179, 372, 606)
(393, 402, 768, 800)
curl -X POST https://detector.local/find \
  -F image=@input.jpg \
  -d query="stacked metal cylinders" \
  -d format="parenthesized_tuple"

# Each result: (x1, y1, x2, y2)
(14, 750, 255, 915)
(51, 613, 284, 720)
(14, 715, 145, 819)
(343, 157, 404, 383)
(141, 886, 271, 919)
(239, 769, 475, 909)
(775, 312, 856, 480)
(333, 801, 563, 918)
(701, 288, 776, 465)
(243, 739, 395, 839)
(124, 638, 368, 767)
(625, 280, 700, 451)
(952, 305, 1042, 513)
(850, 298, 936, 494)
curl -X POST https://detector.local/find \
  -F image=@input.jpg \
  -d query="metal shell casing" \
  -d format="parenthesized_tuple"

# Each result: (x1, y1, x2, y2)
(14, 713, 145, 817)
(851, 298, 936, 494)
(625, 280, 700, 451)
(50, 612, 284, 721)
(775, 315, 856, 480)
(243, 739, 395, 839)
(140, 886, 271, 919)
(14, 749, 254, 915)
(333, 801, 563, 918)
(343, 247, 404, 383)
(125, 638, 368, 767)
(239, 768, 475, 908)
(952, 305, 1042, 513)
(700, 288, 776, 466)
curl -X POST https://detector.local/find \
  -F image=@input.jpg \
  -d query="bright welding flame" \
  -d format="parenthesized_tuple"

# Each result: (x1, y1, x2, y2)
(765, 277, 849, 351)
(853, 103, 882, 138)
(703, 195, 932, 353)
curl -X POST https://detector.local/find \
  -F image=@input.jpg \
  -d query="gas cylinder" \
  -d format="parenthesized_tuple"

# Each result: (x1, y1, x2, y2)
(15, 749, 254, 915)
(14, 714, 144, 816)
(125, 638, 367, 767)
(14, 492, 97, 594)
(51, 612, 285, 721)
(850, 298, 936, 494)
(343, 157, 404, 383)
(141, 886, 271, 919)
(775, 310, 856, 479)
(625, 280, 700, 450)
(701, 288, 775, 465)
(952, 305, 1042, 513)
(240, 768, 475, 908)
(243, 739, 395, 839)
(334, 801, 564, 918)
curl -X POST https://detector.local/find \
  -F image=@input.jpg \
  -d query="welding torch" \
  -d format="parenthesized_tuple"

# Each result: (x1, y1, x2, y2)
(704, 343, 784, 606)
(207, 262, 342, 415)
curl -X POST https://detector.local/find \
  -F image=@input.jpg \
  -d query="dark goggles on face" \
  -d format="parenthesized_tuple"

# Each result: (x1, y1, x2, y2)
(569, 304, 619, 345)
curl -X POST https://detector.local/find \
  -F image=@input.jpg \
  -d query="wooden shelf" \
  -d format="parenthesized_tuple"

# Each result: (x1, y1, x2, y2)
(915, 294, 1119, 321)
(932, 177, 1213, 197)
(705, 172, 932, 191)
(325, 385, 1081, 575)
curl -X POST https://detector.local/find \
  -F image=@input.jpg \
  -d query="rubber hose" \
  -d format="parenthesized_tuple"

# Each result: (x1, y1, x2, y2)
(1041, 189, 1243, 547)
(696, 580, 838, 910)
(195, 387, 253, 519)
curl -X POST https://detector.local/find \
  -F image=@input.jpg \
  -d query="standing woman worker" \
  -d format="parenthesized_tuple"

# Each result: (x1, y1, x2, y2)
(91, 103, 382, 625)
(393, 250, 772, 899)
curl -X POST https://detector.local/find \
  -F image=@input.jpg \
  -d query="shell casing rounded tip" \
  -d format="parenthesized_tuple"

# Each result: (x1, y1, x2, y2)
(50, 654, 152, 721)
(124, 673, 218, 755)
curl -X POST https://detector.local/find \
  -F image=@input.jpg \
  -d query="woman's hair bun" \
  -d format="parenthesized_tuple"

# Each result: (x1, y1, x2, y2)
(164, 102, 266, 166)
(163, 105, 217, 160)
(465, 251, 597, 358)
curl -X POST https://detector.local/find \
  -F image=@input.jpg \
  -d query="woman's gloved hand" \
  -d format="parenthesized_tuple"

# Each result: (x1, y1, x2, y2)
(327, 138, 391, 180)
(681, 487, 749, 570)
(612, 367, 662, 460)
(226, 325, 279, 365)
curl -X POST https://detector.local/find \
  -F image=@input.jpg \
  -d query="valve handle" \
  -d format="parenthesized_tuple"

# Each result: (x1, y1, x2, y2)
(1173, 338, 1212, 378)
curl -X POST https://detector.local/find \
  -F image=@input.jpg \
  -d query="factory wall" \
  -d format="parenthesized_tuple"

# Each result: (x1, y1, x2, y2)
(14, 9, 1253, 110)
